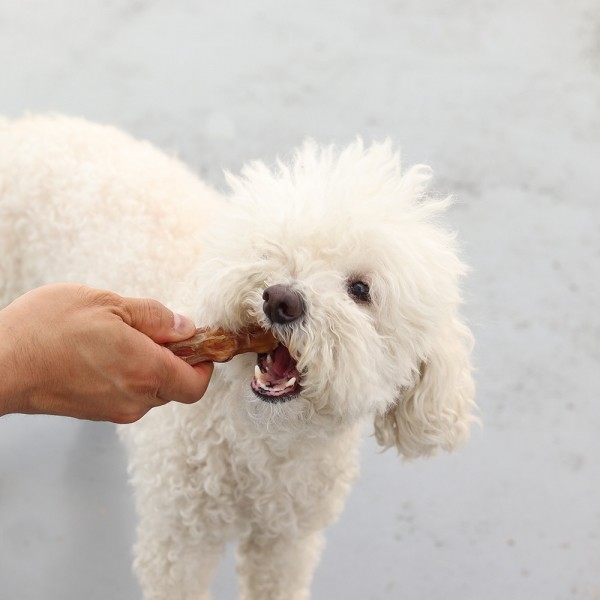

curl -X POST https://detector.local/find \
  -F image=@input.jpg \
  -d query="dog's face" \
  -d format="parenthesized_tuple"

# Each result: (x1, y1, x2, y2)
(193, 141, 475, 457)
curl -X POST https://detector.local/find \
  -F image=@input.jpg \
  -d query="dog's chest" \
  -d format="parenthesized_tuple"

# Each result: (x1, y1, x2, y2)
(180, 405, 361, 534)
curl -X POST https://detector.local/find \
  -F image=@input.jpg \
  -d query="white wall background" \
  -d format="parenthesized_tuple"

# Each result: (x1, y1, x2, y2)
(1, 1, 599, 598)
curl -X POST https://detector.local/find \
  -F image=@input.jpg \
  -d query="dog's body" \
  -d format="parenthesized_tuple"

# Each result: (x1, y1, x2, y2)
(0, 115, 475, 600)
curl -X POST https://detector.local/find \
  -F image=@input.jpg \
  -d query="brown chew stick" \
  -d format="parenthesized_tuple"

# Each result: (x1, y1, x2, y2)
(164, 326, 278, 366)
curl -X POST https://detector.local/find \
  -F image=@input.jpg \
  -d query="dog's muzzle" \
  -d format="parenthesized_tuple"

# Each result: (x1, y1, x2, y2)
(251, 284, 304, 402)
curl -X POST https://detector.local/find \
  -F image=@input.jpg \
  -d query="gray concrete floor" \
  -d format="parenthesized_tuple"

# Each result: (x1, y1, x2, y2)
(1, 0, 600, 598)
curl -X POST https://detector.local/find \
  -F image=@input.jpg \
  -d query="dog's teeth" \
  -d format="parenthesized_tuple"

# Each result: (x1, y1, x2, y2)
(286, 377, 296, 388)
(254, 366, 262, 380)
(266, 354, 273, 366)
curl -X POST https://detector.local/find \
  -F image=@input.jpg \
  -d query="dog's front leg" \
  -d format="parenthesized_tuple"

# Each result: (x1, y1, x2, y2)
(134, 524, 224, 600)
(236, 530, 325, 600)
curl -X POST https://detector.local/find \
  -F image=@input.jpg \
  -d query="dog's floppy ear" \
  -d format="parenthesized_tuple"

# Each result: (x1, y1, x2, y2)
(374, 316, 475, 459)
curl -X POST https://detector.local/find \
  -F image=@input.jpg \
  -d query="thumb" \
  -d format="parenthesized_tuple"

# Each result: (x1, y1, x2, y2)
(118, 297, 197, 343)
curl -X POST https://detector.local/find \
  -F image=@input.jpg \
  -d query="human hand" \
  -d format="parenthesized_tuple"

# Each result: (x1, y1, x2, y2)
(0, 284, 213, 423)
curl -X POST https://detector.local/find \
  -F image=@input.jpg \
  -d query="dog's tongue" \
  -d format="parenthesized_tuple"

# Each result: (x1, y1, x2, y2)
(271, 345, 296, 378)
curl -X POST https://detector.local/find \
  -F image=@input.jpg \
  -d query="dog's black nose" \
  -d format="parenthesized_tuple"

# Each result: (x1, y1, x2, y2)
(262, 285, 305, 324)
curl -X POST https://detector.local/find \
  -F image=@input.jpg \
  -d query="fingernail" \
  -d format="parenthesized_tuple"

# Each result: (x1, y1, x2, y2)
(173, 313, 196, 336)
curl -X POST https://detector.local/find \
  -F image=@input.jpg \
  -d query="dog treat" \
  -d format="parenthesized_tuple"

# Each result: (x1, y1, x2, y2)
(165, 326, 278, 365)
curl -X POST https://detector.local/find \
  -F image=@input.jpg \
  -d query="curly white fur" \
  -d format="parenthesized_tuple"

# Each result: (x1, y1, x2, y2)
(0, 115, 476, 600)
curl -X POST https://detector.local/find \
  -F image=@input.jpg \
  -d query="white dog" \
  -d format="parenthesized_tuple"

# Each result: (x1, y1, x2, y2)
(0, 115, 476, 600)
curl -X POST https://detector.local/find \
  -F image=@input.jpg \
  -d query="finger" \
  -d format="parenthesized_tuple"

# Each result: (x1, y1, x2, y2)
(155, 347, 214, 404)
(117, 297, 196, 343)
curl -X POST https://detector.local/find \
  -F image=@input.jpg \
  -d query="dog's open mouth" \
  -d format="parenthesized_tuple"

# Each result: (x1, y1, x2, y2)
(252, 344, 301, 402)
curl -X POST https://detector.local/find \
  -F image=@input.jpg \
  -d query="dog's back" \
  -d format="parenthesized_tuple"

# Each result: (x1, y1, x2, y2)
(0, 114, 220, 310)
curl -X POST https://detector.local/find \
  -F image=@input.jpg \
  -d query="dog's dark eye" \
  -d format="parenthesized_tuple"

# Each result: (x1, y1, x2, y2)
(348, 280, 371, 303)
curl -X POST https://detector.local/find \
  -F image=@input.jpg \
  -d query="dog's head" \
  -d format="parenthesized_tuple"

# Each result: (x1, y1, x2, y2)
(192, 140, 475, 458)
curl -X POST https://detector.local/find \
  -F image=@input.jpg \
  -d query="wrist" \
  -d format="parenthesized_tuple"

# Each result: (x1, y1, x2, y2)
(0, 310, 29, 416)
